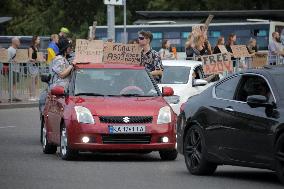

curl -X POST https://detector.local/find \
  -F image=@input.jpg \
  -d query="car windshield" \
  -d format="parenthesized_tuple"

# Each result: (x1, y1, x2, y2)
(160, 66, 191, 84)
(74, 68, 159, 97)
(272, 73, 284, 100)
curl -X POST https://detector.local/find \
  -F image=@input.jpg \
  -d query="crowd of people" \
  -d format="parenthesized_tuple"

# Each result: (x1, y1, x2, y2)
(3, 28, 284, 103)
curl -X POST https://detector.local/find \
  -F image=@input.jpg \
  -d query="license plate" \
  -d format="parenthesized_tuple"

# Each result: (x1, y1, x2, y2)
(109, 125, 146, 134)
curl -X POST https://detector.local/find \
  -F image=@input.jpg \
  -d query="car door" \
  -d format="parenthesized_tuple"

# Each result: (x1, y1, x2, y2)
(204, 74, 243, 161)
(226, 73, 280, 164)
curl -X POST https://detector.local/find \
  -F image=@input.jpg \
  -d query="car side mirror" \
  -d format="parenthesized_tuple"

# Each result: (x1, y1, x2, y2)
(162, 87, 174, 96)
(247, 95, 270, 108)
(40, 74, 51, 83)
(51, 86, 65, 96)
(193, 79, 208, 87)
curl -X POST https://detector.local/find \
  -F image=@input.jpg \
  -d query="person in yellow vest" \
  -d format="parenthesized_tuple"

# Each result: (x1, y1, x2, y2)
(47, 34, 59, 63)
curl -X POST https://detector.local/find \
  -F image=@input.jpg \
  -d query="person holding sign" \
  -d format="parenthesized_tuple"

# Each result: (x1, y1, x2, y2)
(213, 36, 225, 54)
(138, 31, 163, 82)
(28, 35, 41, 101)
(7, 37, 21, 102)
(50, 38, 76, 89)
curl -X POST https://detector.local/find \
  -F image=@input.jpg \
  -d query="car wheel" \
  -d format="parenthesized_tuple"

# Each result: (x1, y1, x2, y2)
(60, 123, 78, 160)
(159, 149, 178, 161)
(40, 115, 44, 144)
(184, 125, 217, 175)
(42, 121, 57, 154)
(275, 134, 284, 184)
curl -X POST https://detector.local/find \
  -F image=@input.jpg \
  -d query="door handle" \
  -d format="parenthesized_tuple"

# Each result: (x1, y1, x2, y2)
(224, 107, 234, 112)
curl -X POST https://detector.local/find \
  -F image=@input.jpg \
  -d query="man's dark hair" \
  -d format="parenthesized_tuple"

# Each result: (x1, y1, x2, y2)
(139, 31, 153, 43)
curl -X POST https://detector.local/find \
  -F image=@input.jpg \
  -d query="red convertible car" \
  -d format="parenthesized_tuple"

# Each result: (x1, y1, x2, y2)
(41, 63, 177, 160)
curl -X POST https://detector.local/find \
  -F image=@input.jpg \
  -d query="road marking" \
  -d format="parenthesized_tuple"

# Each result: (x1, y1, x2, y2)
(0, 126, 16, 129)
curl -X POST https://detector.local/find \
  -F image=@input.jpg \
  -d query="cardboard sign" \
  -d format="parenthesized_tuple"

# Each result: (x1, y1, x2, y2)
(191, 24, 203, 38)
(15, 49, 29, 63)
(231, 45, 251, 58)
(251, 53, 268, 68)
(201, 53, 233, 75)
(0, 49, 8, 63)
(37, 52, 45, 62)
(74, 39, 104, 63)
(103, 43, 142, 64)
(218, 45, 228, 53)
(204, 14, 214, 30)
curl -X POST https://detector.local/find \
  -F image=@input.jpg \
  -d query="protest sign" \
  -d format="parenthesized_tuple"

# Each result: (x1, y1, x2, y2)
(15, 49, 29, 63)
(103, 43, 142, 64)
(218, 45, 228, 53)
(0, 49, 8, 62)
(204, 14, 214, 30)
(231, 45, 250, 58)
(201, 53, 233, 75)
(74, 39, 104, 63)
(251, 53, 268, 68)
(37, 52, 45, 62)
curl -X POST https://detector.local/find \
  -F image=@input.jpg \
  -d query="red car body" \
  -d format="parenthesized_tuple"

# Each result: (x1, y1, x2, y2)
(42, 63, 177, 159)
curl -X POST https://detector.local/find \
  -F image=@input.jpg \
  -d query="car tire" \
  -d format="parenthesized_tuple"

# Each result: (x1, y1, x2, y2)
(40, 115, 44, 144)
(60, 123, 78, 160)
(184, 125, 217, 175)
(42, 121, 57, 154)
(159, 149, 178, 161)
(275, 134, 284, 184)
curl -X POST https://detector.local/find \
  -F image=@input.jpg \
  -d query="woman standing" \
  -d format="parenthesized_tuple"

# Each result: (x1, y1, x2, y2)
(28, 35, 40, 101)
(213, 36, 225, 54)
(159, 40, 174, 60)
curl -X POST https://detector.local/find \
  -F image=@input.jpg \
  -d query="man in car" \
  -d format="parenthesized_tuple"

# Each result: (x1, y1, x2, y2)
(138, 31, 163, 82)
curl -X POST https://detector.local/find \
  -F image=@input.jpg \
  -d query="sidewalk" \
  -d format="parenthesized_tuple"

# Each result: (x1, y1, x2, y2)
(0, 100, 38, 109)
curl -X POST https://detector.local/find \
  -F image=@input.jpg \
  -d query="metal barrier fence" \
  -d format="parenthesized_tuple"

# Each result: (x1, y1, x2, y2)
(0, 62, 49, 103)
(0, 55, 283, 103)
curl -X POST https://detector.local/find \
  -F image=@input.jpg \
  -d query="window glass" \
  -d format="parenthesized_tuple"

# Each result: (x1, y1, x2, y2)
(164, 32, 180, 39)
(181, 32, 191, 39)
(161, 66, 191, 84)
(152, 32, 163, 39)
(235, 75, 272, 102)
(208, 31, 221, 38)
(215, 75, 240, 100)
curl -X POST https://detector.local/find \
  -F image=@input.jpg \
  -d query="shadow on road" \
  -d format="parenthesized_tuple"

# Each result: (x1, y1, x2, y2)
(62, 152, 170, 162)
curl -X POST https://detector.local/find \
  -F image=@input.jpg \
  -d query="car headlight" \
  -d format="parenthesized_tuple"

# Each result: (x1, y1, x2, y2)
(164, 95, 180, 104)
(157, 106, 172, 124)
(74, 106, 95, 124)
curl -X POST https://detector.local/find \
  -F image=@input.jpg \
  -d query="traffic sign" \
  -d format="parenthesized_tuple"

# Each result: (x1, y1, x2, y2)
(104, 0, 123, 5)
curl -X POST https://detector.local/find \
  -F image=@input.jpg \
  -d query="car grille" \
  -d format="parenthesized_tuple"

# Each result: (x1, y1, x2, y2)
(102, 134, 151, 144)
(99, 116, 153, 124)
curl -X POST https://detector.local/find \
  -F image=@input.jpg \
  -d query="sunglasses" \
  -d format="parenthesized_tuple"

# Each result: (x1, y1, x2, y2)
(138, 36, 145, 40)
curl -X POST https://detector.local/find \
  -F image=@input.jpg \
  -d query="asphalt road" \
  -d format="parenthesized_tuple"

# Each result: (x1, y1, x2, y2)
(0, 108, 283, 189)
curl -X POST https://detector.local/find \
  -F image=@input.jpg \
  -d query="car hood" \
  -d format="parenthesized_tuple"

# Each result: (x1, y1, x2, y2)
(69, 96, 167, 116)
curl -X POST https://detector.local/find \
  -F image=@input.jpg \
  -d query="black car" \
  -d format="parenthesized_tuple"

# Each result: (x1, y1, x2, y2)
(177, 65, 284, 184)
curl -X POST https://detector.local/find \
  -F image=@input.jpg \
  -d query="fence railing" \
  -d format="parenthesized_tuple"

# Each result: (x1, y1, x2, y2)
(0, 62, 49, 103)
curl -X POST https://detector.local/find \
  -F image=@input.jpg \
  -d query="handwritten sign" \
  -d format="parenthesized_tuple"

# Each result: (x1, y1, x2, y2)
(201, 53, 233, 75)
(231, 45, 250, 58)
(204, 14, 214, 30)
(103, 43, 142, 64)
(15, 49, 29, 63)
(251, 53, 268, 68)
(0, 49, 8, 62)
(218, 45, 228, 53)
(74, 39, 104, 63)
(37, 52, 45, 62)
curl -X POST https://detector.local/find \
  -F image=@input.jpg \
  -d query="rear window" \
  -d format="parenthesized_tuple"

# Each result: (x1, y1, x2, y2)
(160, 66, 191, 84)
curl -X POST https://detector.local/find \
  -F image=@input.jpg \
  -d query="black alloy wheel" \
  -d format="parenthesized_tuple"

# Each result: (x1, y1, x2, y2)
(184, 125, 217, 175)
(275, 134, 284, 184)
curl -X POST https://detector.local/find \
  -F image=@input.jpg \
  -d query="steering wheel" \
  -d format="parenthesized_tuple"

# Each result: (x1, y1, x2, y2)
(120, 86, 144, 95)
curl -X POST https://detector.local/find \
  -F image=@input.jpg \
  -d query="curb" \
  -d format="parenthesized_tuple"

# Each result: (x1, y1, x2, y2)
(0, 102, 38, 109)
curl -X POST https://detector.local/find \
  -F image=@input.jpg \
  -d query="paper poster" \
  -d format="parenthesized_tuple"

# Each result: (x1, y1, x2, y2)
(15, 49, 29, 63)
(0, 49, 8, 63)
(201, 53, 233, 75)
(251, 53, 268, 68)
(231, 45, 251, 58)
(37, 52, 45, 62)
(74, 39, 104, 63)
(218, 45, 228, 53)
(103, 43, 142, 64)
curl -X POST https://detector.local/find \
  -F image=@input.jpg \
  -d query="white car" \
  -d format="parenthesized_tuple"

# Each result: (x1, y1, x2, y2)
(158, 60, 212, 115)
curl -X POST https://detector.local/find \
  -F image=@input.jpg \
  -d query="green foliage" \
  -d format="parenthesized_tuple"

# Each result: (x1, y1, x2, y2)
(0, 0, 283, 36)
